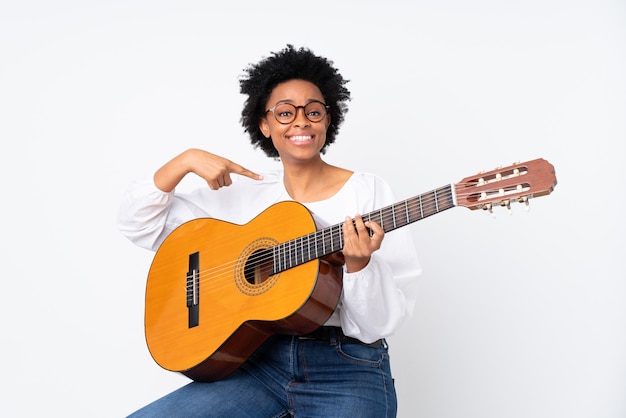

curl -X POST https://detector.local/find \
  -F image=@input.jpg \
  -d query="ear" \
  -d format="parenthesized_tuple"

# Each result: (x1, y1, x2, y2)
(259, 117, 271, 138)
(325, 113, 331, 129)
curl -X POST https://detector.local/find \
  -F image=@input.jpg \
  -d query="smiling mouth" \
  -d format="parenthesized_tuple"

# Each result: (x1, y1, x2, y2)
(289, 135, 313, 142)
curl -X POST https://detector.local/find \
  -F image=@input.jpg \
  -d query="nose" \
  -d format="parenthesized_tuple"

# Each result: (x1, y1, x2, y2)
(292, 106, 310, 126)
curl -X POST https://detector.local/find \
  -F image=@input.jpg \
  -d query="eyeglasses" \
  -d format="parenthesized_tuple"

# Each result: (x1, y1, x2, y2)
(265, 100, 329, 124)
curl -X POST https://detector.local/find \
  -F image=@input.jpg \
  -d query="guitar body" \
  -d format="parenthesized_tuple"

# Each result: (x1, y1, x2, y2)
(145, 201, 343, 382)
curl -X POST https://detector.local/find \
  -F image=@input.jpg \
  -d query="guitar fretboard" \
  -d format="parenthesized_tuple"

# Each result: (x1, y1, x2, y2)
(271, 184, 455, 274)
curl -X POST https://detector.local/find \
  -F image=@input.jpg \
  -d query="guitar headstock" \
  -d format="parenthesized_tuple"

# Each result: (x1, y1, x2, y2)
(454, 158, 557, 211)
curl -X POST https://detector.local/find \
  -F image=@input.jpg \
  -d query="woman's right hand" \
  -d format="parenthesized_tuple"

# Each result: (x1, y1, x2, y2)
(154, 148, 263, 192)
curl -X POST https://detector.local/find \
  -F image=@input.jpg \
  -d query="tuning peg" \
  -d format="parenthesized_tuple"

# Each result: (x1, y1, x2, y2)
(482, 203, 496, 218)
(515, 195, 530, 212)
(499, 199, 512, 215)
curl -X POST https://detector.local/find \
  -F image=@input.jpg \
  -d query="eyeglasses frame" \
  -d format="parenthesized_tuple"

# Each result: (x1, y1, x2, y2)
(264, 100, 330, 125)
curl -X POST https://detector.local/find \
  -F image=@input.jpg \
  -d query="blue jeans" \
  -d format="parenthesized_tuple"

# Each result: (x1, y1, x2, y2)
(128, 334, 397, 417)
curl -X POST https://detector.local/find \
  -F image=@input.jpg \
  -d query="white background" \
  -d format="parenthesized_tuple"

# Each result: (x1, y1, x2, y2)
(1, 1, 624, 417)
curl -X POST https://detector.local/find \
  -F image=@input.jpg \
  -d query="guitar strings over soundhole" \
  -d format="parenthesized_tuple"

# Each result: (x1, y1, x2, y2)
(235, 237, 280, 296)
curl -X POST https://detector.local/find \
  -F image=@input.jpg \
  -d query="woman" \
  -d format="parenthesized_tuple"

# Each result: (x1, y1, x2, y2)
(118, 45, 421, 417)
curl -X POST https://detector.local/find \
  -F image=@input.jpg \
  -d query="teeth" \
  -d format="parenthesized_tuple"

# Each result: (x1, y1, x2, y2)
(291, 135, 312, 142)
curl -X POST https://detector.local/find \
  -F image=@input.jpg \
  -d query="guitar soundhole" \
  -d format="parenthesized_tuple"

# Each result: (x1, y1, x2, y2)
(243, 249, 273, 285)
(235, 238, 280, 296)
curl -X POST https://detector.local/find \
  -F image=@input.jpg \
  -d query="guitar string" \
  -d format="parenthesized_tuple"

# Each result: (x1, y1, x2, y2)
(182, 184, 528, 292)
(148, 158, 552, 346)
(176, 171, 535, 285)
(148, 186, 530, 344)
(146, 190, 456, 345)
(176, 186, 493, 293)
(190, 189, 449, 278)
(183, 182, 535, 295)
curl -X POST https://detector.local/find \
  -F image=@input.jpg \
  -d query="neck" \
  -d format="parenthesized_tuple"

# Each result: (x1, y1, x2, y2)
(282, 160, 326, 196)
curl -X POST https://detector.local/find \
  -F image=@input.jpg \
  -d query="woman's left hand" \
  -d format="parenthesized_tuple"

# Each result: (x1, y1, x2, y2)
(341, 215, 384, 272)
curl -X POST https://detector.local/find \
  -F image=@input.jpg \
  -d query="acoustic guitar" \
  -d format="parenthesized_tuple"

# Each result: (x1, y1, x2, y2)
(143, 158, 557, 382)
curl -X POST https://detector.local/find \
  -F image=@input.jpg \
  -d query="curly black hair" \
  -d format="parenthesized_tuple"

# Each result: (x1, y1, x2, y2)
(240, 45, 351, 159)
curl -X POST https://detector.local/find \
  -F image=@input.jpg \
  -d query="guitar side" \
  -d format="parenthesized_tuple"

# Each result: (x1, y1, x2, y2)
(144, 201, 343, 381)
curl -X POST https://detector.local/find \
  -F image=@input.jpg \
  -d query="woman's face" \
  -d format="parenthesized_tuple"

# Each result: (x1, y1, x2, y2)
(259, 79, 331, 164)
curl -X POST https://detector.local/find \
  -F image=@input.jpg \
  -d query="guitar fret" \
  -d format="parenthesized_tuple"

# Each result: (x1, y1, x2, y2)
(434, 189, 439, 213)
(328, 229, 332, 253)
(314, 231, 320, 259)
(292, 239, 297, 267)
(315, 230, 320, 256)
(426, 191, 435, 217)
(286, 242, 290, 270)
(277, 244, 282, 271)
(294, 240, 298, 266)
(295, 237, 301, 266)
(306, 234, 311, 261)
(292, 238, 296, 267)
(338, 225, 343, 249)
(338, 225, 344, 248)
(405, 200, 410, 223)
(272, 247, 277, 274)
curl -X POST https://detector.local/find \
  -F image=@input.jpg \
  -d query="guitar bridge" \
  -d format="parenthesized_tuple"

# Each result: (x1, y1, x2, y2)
(186, 252, 200, 328)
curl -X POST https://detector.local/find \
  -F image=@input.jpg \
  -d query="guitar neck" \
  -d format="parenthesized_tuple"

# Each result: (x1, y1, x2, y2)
(272, 184, 455, 274)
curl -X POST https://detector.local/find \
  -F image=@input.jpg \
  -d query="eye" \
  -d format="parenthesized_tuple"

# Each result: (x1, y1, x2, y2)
(274, 104, 295, 119)
(304, 102, 327, 121)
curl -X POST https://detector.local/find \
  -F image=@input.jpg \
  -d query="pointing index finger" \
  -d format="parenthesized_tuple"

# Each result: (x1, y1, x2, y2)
(229, 161, 263, 181)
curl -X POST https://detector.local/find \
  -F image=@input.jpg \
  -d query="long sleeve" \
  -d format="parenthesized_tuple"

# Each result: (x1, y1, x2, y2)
(117, 179, 177, 251)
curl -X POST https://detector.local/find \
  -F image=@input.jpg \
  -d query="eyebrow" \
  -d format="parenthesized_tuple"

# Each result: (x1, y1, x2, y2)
(273, 98, 323, 105)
